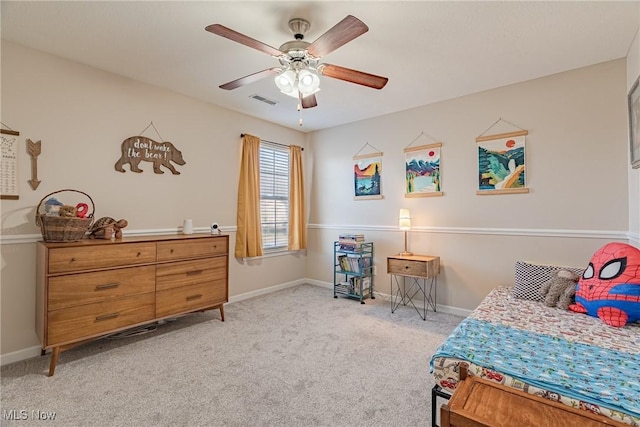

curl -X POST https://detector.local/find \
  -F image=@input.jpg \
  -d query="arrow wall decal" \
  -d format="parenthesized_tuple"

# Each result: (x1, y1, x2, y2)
(27, 139, 41, 190)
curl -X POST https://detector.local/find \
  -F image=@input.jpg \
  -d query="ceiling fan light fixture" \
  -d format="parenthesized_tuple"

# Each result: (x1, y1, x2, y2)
(297, 69, 320, 95)
(275, 70, 297, 96)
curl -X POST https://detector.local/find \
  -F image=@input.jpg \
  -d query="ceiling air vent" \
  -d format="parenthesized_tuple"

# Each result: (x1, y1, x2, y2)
(249, 94, 278, 106)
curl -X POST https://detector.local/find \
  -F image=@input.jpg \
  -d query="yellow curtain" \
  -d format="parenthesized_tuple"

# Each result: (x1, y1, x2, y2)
(235, 134, 263, 258)
(288, 145, 307, 250)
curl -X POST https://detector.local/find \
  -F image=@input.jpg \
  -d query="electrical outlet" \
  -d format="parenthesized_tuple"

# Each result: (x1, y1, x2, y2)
(373, 266, 377, 275)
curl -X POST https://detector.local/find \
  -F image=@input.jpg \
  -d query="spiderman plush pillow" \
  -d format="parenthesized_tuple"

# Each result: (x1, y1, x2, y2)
(569, 242, 640, 327)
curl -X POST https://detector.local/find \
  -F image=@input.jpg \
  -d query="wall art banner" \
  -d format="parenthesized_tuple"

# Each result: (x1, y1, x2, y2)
(405, 142, 443, 198)
(1, 128, 20, 200)
(114, 122, 186, 175)
(476, 130, 529, 195)
(353, 151, 383, 200)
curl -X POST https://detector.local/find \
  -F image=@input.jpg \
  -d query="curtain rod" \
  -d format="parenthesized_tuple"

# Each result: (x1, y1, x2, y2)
(240, 134, 303, 151)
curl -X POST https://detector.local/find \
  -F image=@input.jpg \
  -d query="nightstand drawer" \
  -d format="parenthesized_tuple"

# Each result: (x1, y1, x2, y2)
(388, 258, 425, 276)
(48, 265, 156, 310)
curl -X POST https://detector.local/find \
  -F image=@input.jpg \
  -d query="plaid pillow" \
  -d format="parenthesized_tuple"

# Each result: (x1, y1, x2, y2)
(512, 261, 584, 301)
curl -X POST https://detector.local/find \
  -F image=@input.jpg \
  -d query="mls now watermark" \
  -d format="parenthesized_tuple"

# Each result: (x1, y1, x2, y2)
(3, 409, 57, 421)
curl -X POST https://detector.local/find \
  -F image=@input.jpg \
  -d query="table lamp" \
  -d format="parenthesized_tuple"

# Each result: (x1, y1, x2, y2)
(399, 208, 413, 256)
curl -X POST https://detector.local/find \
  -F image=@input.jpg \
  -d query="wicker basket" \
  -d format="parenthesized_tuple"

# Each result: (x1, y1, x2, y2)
(36, 189, 95, 242)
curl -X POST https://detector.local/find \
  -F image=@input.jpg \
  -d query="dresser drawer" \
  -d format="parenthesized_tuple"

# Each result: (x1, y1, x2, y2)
(156, 279, 227, 318)
(387, 257, 440, 277)
(156, 257, 227, 291)
(48, 266, 156, 311)
(157, 237, 228, 262)
(47, 292, 155, 345)
(47, 243, 157, 274)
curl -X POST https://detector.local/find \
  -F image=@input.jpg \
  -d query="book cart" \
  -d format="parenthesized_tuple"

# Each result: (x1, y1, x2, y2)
(333, 237, 374, 304)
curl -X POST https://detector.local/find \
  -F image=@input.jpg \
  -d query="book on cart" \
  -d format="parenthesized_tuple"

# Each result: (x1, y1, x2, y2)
(337, 234, 365, 251)
(337, 254, 371, 274)
(338, 233, 365, 242)
(352, 277, 371, 295)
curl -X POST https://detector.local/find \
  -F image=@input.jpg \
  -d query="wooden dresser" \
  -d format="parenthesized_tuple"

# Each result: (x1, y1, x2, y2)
(36, 233, 229, 376)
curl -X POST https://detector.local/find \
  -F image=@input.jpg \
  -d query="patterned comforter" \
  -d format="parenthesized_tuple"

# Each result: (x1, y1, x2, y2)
(429, 287, 640, 425)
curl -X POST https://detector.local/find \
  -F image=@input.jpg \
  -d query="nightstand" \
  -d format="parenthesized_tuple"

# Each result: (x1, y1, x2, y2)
(387, 254, 440, 320)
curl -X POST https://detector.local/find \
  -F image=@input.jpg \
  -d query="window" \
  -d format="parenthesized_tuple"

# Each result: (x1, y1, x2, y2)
(259, 142, 289, 251)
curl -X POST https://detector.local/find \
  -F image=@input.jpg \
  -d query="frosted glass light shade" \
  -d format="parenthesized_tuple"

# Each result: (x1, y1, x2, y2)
(399, 208, 411, 230)
(275, 70, 297, 97)
(297, 69, 320, 95)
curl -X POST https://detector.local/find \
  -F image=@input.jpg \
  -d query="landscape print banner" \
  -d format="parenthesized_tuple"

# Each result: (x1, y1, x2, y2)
(405, 143, 443, 198)
(477, 132, 528, 195)
(353, 153, 382, 200)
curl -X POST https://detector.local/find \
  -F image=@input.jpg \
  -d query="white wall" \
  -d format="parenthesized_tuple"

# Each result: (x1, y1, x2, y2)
(306, 59, 631, 312)
(628, 30, 640, 245)
(0, 41, 307, 360)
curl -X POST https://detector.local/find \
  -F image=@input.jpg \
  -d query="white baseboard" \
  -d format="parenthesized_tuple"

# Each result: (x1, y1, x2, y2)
(305, 279, 472, 317)
(228, 279, 306, 304)
(1, 345, 43, 366)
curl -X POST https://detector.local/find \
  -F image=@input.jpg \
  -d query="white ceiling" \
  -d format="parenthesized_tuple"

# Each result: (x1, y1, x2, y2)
(1, 1, 639, 133)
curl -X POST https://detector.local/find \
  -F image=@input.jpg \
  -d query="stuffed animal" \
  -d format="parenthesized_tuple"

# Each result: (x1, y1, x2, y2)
(569, 242, 640, 327)
(540, 269, 580, 310)
(88, 217, 128, 239)
(58, 205, 77, 217)
(43, 197, 63, 215)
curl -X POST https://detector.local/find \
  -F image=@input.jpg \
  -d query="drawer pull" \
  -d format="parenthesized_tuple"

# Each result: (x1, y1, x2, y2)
(186, 270, 203, 276)
(405, 265, 410, 269)
(136, 252, 141, 257)
(95, 283, 120, 291)
(186, 294, 203, 301)
(170, 249, 174, 254)
(95, 312, 119, 322)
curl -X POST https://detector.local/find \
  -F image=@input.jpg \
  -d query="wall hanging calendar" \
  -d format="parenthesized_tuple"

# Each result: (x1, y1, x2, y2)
(353, 142, 383, 200)
(114, 121, 186, 175)
(404, 132, 443, 198)
(1, 127, 20, 200)
(476, 118, 529, 195)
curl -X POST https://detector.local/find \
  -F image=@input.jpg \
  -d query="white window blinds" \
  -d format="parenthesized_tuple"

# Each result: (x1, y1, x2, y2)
(259, 142, 289, 250)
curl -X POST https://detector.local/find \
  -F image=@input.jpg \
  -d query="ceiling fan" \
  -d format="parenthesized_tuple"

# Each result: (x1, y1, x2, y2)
(205, 15, 389, 109)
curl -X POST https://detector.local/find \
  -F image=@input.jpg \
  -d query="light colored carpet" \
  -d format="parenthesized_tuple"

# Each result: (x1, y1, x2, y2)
(1, 284, 462, 426)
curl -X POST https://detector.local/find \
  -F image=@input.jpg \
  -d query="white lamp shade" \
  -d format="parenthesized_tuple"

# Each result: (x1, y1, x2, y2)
(399, 208, 411, 230)
(297, 69, 320, 95)
(275, 70, 297, 96)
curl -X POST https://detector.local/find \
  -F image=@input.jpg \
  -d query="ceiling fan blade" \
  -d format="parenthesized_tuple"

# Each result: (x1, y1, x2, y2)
(205, 24, 283, 57)
(307, 15, 368, 59)
(300, 93, 318, 109)
(318, 64, 388, 89)
(219, 68, 282, 90)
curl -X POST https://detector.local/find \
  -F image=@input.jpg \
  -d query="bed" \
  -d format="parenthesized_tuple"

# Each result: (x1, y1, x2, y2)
(429, 286, 640, 426)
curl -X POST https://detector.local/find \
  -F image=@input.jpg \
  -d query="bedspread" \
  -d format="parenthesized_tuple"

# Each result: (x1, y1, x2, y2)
(429, 287, 640, 425)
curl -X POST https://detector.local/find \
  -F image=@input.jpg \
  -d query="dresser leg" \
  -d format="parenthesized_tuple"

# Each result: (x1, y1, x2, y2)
(48, 347, 60, 377)
(219, 305, 225, 322)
